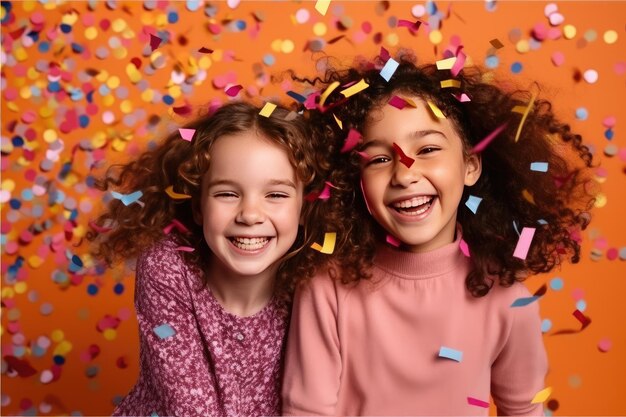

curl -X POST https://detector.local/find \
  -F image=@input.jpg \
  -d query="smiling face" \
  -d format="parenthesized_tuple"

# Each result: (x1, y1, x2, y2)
(360, 95, 481, 253)
(195, 132, 304, 281)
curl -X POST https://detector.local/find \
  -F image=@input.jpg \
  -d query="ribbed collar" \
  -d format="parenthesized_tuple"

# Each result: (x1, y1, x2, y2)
(372, 233, 468, 280)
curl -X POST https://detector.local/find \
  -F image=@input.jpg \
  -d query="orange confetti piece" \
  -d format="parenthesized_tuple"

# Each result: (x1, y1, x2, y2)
(311, 232, 336, 254)
(165, 186, 191, 200)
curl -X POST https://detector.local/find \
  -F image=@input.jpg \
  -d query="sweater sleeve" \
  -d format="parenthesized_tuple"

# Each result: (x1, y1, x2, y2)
(491, 284, 548, 416)
(282, 273, 342, 416)
(115, 240, 218, 416)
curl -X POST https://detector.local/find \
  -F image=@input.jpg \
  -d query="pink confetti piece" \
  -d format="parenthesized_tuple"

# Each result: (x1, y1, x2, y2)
(379, 46, 391, 62)
(602, 116, 616, 128)
(149, 34, 162, 51)
(397, 19, 422, 34)
(163, 219, 190, 235)
(459, 238, 470, 257)
(174, 246, 195, 252)
(225, 84, 243, 97)
(318, 181, 336, 200)
(471, 122, 508, 154)
(178, 128, 195, 142)
(450, 50, 466, 77)
(467, 397, 490, 408)
(551, 51, 565, 67)
(513, 227, 536, 260)
(386, 234, 401, 247)
(340, 129, 362, 153)
(392, 142, 415, 168)
(452, 93, 471, 102)
(388, 95, 414, 109)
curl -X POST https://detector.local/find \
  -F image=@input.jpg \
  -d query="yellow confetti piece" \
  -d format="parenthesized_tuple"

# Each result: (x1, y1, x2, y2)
(270, 38, 283, 52)
(604, 30, 618, 44)
(340, 79, 369, 98)
(386, 33, 399, 47)
(2, 288, 15, 298)
(85, 27, 98, 40)
(281, 39, 295, 54)
(103, 329, 117, 341)
(522, 189, 535, 205)
(51, 330, 65, 342)
(259, 102, 277, 117)
(516, 39, 530, 54)
(531, 386, 552, 404)
(2, 179, 16, 192)
(313, 22, 327, 36)
(429, 29, 443, 45)
(563, 24, 577, 39)
(436, 57, 457, 70)
(320, 81, 340, 107)
(427, 101, 446, 119)
(440, 79, 461, 88)
(112, 138, 127, 152)
(514, 92, 537, 142)
(14, 282, 27, 294)
(511, 105, 526, 114)
(315, 0, 331, 16)
(165, 185, 192, 200)
(311, 232, 337, 254)
(106, 76, 121, 89)
(594, 192, 607, 208)
(28, 255, 44, 269)
(120, 100, 133, 114)
(53, 340, 73, 356)
(333, 113, 343, 129)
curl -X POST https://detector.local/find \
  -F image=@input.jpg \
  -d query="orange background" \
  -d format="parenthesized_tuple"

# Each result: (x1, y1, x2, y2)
(1, 1, 625, 415)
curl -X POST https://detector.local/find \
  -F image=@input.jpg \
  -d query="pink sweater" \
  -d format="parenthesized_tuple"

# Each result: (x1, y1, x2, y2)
(113, 237, 289, 417)
(282, 236, 547, 416)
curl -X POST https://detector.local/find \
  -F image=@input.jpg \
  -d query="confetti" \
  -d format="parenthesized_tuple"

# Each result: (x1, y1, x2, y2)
(459, 239, 471, 257)
(514, 92, 537, 142)
(450, 51, 466, 76)
(530, 162, 549, 172)
(178, 128, 196, 142)
(110, 191, 143, 206)
(340, 79, 369, 98)
(438, 346, 463, 362)
(225, 85, 243, 97)
(165, 186, 192, 200)
(490, 38, 504, 49)
(531, 387, 552, 403)
(149, 34, 162, 51)
(440, 79, 461, 88)
(318, 181, 336, 200)
(436, 57, 457, 70)
(511, 295, 540, 307)
(333, 113, 343, 129)
(259, 102, 277, 117)
(392, 143, 415, 168)
(388, 96, 416, 109)
(464, 195, 482, 214)
(310, 232, 336, 254)
(386, 234, 401, 247)
(174, 246, 195, 252)
(153, 324, 176, 339)
(314, 0, 331, 16)
(513, 227, 536, 259)
(467, 397, 490, 408)
(340, 129, 362, 153)
(379, 58, 399, 81)
(426, 101, 446, 119)
(471, 123, 508, 154)
(163, 219, 190, 234)
(319, 81, 340, 107)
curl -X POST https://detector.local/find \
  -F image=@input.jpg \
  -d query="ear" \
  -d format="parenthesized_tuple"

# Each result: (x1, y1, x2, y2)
(464, 153, 482, 186)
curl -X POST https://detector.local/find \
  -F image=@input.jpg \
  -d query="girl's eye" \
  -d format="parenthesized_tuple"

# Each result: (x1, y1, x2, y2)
(419, 147, 440, 155)
(366, 155, 391, 166)
(267, 192, 289, 199)
(214, 192, 238, 199)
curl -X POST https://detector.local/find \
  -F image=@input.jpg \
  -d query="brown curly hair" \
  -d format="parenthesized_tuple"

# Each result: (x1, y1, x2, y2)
(88, 101, 331, 296)
(300, 52, 596, 297)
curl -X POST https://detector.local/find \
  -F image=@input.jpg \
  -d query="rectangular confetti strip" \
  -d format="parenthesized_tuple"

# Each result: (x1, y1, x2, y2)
(154, 323, 176, 340)
(471, 123, 507, 154)
(438, 346, 463, 362)
(388, 95, 416, 109)
(511, 295, 539, 307)
(467, 396, 490, 408)
(490, 38, 504, 49)
(340, 79, 369, 98)
(530, 162, 549, 172)
(426, 100, 446, 119)
(459, 238, 471, 257)
(380, 57, 399, 82)
(531, 386, 552, 403)
(450, 51, 466, 76)
(440, 79, 461, 88)
(386, 234, 401, 247)
(259, 102, 277, 117)
(314, 0, 331, 16)
(311, 232, 336, 254)
(464, 195, 482, 214)
(514, 92, 537, 142)
(333, 113, 343, 129)
(513, 227, 536, 260)
(320, 81, 340, 107)
(436, 57, 457, 70)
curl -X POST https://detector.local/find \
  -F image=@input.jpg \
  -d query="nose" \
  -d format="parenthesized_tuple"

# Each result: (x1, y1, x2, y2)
(390, 159, 421, 188)
(235, 197, 266, 225)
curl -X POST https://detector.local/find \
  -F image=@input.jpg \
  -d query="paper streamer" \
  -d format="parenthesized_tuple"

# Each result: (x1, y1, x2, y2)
(341, 79, 369, 98)
(471, 123, 508, 154)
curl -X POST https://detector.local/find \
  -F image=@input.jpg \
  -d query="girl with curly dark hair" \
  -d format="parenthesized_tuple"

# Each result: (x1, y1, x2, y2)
(88, 101, 328, 417)
(282, 53, 595, 416)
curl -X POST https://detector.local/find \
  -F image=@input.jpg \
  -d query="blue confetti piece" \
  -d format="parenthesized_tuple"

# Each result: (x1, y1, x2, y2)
(537, 219, 548, 225)
(380, 58, 399, 82)
(154, 324, 176, 339)
(530, 162, 549, 172)
(510, 295, 539, 307)
(541, 318, 552, 333)
(286, 90, 306, 103)
(465, 195, 482, 214)
(438, 346, 463, 362)
(110, 190, 143, 206)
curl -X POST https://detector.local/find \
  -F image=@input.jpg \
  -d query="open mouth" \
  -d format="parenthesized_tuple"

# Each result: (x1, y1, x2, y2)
(390, 196, 435, 216)
(229, 237, 271, 251)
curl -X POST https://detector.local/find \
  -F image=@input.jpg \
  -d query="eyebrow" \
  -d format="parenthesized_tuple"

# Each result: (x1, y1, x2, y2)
(207, 179, 297, 189)
(361, 129, 448, 150)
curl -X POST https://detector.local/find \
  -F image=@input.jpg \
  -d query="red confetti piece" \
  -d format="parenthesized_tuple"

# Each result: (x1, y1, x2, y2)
(4, 356, 37, 377)
(388, 95, 415, 109)
(225, 84, 243, 97)
(379, 46, 390, 62)
(573, 309, 591, 329)
(149, 33, 162, 51)
(397, 19, 422, 34)
(340, 129, 362, 153)
(88, 221, 113, 234)
(198, 47, 214, 53)
(392, 142, 415, 168)
(471, 123, 508, 154)
(172, 103, 192, 115)
(130, 57, 142, 69)
(174, 246, 195, 252)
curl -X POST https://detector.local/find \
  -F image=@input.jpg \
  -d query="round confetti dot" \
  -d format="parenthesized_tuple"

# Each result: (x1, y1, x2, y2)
(386, 33, 399, 47)
(548, 12, 564, 26)
(516, 39, 530, 53)
(87, 284, 99, 295)
(510, 62, 523, 73)
(313, 22, 327, 36)
(619, 247, 626, 260)
(603, 30, 618, 44)
(568, 374, 582, 388)
(551, 51, 565, 67)
(584, 29, 597, 42)
(541, 318, 552, 333)
(412, 4, 426, 17)
(583, 69, 598, 84)
(606, 247, 618, 260)
(575, 107, 588, 120)
(40, 370, 54, 384)
(485, 55, 499, 69)
(575, 299, 587, 312)
(51, 330, 64, 342)
(40, 303, 53, 316)
(295, 8, 309, 24)
(563, 24, 576, 39)
(594, 192, 607, 208)
(263, 54, 275, 66)
(429, 30, 443, 45)
(550, 277, 564, 291)
(113, 283, 124, 295)
(604, 144, 618, 157)
(281, 39, 294, 54)
(103, 328, 117, 341)
(614, 61, 626, 75)
(597, 338, 612, 352)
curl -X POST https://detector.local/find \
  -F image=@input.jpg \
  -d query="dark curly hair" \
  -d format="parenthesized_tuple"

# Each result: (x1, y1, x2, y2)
(300, 52, 596, 297)
(88, 101, 331, 297)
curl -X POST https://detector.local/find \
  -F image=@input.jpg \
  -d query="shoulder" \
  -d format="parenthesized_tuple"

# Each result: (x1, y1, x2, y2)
(136, 235, 199, 291)
(485, 280, 542, 333)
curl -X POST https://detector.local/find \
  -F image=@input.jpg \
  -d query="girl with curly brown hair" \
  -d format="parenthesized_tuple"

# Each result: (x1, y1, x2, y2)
(89, 101, 327, 417)
(282, 53, 595, 416)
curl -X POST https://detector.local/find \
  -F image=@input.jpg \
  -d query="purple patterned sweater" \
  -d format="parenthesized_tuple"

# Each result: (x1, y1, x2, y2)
(113, 237, 289, 417)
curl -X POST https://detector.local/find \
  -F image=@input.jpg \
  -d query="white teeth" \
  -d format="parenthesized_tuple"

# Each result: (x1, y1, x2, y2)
(392, 196, 434, 209)
(231, 237, 269, 250)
